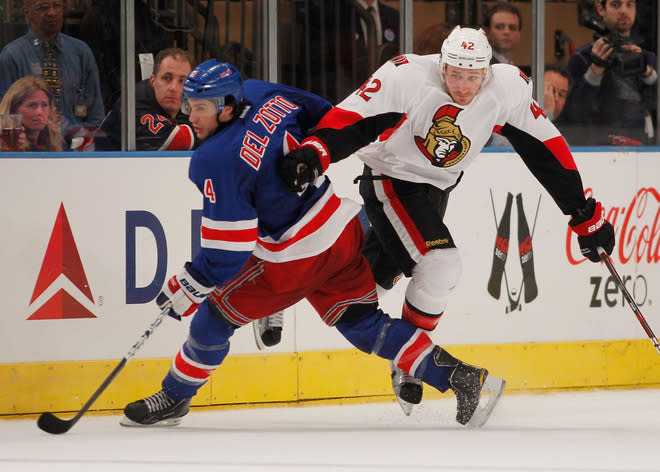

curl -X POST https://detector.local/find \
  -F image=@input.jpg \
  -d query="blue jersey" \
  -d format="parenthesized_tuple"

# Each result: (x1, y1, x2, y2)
(189, 80, 361, 286)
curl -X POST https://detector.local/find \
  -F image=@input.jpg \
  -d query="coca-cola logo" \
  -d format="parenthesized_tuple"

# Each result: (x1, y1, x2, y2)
(567, 187, 660, 265)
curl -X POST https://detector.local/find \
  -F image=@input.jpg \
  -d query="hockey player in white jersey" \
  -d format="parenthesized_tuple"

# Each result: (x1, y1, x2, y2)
(280, 26, 616, 415)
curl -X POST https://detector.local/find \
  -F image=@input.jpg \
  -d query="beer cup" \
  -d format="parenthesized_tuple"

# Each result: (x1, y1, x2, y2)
(1, 114, 23, 152)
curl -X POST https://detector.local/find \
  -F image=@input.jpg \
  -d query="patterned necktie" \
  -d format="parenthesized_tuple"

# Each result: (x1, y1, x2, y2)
(42, 41, 61, 113)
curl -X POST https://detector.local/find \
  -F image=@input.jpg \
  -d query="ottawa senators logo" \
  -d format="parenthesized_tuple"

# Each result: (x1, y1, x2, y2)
(414, 105, 470, 167)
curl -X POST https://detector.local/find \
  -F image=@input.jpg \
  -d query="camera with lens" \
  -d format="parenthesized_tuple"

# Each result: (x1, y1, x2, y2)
(582, 15, 646, 76)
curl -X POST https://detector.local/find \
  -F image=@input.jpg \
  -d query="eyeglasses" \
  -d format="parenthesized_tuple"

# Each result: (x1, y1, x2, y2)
(33, 2, 64, 14)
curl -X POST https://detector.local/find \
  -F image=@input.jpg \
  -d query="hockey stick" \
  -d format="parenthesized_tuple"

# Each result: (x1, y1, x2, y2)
(37, 309, 169, 434)
(597, 247, 660, 354)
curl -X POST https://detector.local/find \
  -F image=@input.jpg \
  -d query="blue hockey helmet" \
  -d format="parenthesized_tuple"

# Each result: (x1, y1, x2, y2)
(181, 59, 243, 114)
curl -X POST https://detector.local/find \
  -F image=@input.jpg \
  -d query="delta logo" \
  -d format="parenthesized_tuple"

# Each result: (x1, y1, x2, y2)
(27, 203, 97, 320)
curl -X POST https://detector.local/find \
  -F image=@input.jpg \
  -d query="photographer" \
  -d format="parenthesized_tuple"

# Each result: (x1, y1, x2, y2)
(560, 0, 657, 145)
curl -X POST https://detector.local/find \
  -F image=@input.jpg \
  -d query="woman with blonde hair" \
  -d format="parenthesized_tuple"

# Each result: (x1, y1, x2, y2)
(0, 77, 63, 151)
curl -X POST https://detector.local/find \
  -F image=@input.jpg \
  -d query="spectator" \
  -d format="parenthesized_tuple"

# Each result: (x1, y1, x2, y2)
(78, 0, 176, 114)
(544, 65, 570, 121)
(0, 0, 105, 131)
(487, 65, 569, 147)
(561, 0, 657, 145)
(414, 23, 452, 55)
(217, 41, 257, 79)
(484, 2, 530, 76)
(305, 0, 400, 102)
(97, 48, 196, 151)
(0, 76, 63, 151)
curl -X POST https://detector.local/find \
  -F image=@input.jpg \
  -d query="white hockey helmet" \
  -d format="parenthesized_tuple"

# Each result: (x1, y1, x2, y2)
(440, 26, 492, 70)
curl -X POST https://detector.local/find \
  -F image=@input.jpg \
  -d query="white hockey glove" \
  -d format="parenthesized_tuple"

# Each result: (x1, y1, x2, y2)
(156, 262, 214, 320)
(569, 198, 615, 263)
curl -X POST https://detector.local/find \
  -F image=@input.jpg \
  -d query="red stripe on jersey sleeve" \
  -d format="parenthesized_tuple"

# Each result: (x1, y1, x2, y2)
(544, 135, 577, 171)
(317, 107, 364, 130)
(201, 226, 258, 243)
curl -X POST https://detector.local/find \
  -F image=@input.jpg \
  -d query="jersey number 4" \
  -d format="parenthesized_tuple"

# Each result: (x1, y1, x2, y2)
(530, 101, 547, 119)
(204, 179, 216, 203)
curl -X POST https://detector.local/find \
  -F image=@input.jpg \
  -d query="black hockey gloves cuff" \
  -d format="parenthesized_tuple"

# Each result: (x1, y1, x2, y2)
(569, 198, 615, 262)
(278, 138, 327, 192)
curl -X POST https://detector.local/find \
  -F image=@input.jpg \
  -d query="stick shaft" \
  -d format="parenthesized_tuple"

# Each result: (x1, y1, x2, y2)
(37, 309, 169, 434)
(597, 248, 660, 354)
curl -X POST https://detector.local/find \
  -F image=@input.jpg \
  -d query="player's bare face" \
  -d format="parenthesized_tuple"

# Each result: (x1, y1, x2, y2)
(188, 99, 220, 140)
(16, 89, 50, 138)
(443, 65, 485, 105)
(150, 56, 192, 119)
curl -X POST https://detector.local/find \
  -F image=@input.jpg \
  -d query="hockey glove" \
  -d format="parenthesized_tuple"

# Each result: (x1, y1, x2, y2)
(279, 138, 329, 192)
(157, 262, 214, 320)
(569, 198, 615, 263)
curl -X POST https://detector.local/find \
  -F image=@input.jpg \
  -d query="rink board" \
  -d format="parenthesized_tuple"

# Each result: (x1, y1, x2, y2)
(1, 150, 660, 415)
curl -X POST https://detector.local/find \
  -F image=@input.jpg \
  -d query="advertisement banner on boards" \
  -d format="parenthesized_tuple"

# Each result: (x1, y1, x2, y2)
(1, 153, 658, 362)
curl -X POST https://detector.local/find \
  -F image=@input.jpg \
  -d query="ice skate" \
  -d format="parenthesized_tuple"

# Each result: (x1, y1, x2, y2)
(391, 360, 423, 416)
(253, 312, 283, 350)
(434, 347, 505, 427)
(120, 390, 191, 427)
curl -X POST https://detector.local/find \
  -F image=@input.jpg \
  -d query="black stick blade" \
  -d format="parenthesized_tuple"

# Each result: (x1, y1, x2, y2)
(37, 412, 74, 434)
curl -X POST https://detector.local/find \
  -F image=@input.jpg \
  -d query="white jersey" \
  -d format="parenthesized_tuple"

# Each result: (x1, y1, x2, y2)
(317, 54, 586, 215)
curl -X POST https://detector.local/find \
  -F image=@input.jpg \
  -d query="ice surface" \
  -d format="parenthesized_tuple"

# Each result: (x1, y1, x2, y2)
(2, 389, 660, 472)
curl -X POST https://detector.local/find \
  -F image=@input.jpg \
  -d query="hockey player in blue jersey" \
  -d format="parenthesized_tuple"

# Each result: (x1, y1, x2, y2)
(121, 59, 505, 428)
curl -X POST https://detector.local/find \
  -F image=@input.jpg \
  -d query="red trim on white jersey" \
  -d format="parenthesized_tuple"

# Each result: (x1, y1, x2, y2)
(394, 329, 435, 377)
(317, 107, 364, 130)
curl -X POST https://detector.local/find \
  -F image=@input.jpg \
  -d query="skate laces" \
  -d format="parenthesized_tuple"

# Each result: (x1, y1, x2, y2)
(143, 391, 175, 413)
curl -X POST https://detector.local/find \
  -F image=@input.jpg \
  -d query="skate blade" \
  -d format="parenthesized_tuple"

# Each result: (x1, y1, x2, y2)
(466, 375, 506, 429)
(252, 321, 266, 351)
(395, 395, 414, 416)
(119, 416, 183, 427)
